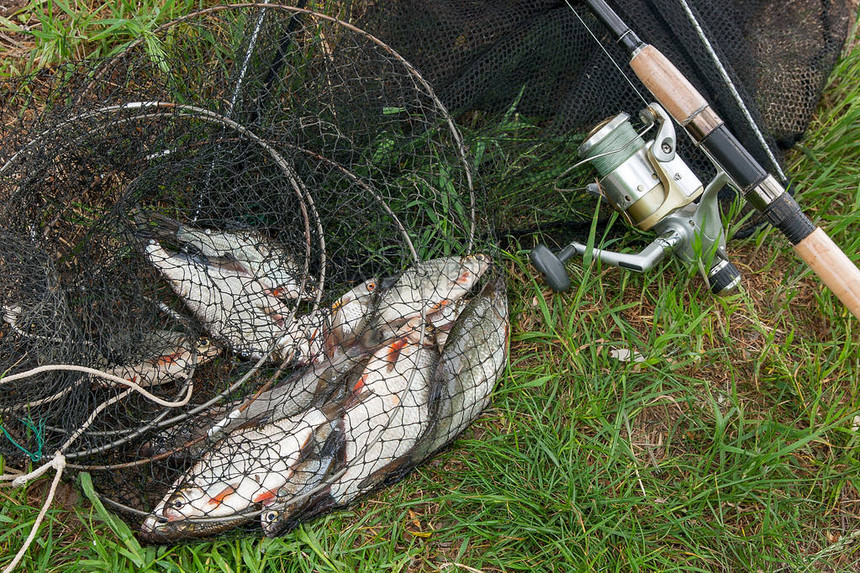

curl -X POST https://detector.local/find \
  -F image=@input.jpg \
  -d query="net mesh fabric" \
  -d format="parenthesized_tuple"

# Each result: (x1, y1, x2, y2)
(0, 5, 507, 540)
(354, 0, 850, 236)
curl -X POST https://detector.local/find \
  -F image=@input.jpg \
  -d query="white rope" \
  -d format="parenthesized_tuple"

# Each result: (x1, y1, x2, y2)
(0, 364, 193, 408)
(0, 452, 65, 573)
(0, 362, 194, 572)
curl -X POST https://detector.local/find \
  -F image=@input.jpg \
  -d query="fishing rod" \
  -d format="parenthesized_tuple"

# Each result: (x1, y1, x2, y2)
(530, 0, 860, 320)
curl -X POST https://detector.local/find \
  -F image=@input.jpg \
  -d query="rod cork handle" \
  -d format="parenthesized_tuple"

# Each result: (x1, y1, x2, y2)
(793, 228, 860, 320)
(630, 45, 707, 124)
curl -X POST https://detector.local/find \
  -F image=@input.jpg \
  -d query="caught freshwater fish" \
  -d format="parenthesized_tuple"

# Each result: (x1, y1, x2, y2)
(260, 321, 439, 537)
(141, 256, 503, 541)
(141, 213, 316, 301)
(99, 330, 221, 388)
(205, 342, 372, 442)
(261, 272, 507, 536)
(273, 277, 380, 364)
(368, 254, 491, 331)
(409, 274, 508, 462)
(140, 406, 338, 540)
(143, 240, 298, 359)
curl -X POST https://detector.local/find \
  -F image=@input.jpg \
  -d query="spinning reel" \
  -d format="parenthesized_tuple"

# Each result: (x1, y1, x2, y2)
(531, 103, 741, 295)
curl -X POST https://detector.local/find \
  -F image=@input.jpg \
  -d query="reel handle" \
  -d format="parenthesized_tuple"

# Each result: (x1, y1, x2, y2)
(529, 244, 577, 292)
(530, 235, 679, 293)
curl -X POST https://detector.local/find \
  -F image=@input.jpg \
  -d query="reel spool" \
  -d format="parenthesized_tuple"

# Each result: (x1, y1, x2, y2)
(531, 104, 741, 295)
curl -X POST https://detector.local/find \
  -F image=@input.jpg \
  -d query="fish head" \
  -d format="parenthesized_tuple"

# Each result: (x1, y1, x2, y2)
(454, 253, 492, 290)
(260, 507, 283, 536)
(159, 485, 211, 522)
(417, 254, 493, 311)
(139, 485, 210, 540)
(140, 479, 256, 541)
(329, 277, 380, 347)
(332, 277, 379, 314)
(139, 503, 251, 542)
(194, 337, 222, 361)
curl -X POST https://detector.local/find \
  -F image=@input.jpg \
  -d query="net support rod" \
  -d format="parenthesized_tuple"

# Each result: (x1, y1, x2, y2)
(578, 0, 860, 320)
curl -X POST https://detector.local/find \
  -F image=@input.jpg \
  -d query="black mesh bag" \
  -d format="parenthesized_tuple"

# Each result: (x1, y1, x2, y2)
(354, 0, 851, 237)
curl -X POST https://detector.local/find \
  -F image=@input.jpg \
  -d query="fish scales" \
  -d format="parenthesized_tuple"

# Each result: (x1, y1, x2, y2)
(99, 331, 220, 388)
(411, 275, 509, 463)
(332, 335, 437, 501)
(145, 213, 315, 301)
(140, 407, 331, 540)
(206, 343, 372, 441)
(260, 325, 439, 537)
(144, 241, 295, 359)
(368, 254, 490, 335)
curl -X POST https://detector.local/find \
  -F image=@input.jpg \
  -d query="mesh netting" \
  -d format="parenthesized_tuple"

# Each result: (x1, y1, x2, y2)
(354, 0, 851, 237)
(0, 5, 508, 540)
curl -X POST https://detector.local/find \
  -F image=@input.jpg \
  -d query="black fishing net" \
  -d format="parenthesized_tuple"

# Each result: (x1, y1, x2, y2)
(354, 0, 851, 238)
(0, 5, 507, 540)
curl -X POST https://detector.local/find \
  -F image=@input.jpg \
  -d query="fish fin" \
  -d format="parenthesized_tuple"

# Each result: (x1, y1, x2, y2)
(455, 269, 474, 284)
(428, 298, 452, 314)
(351, 373, 368, 394)
(207, 484, 237, 507)
(252, 489, 278, 504)
(385, 337, 409, 372)
(323, 329, 338, 357)
(331, 418, 348, 470)
(150, 350, 184, 367)
(209, 257, 251, 276)
(319, 418, 346, 463)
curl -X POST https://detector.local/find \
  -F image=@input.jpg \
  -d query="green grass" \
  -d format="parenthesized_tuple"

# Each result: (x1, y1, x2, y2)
(0, 0, 209, 76)
(1, 4, 859, 572)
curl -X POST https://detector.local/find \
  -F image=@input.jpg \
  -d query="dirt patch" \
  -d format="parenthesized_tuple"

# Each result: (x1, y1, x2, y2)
(0, 0, 35, 67)
(0, 1, 29, 18)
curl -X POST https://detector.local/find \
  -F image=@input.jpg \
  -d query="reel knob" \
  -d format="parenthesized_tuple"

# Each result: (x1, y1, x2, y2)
(530, 244, 572, 292)
(708, 258, 742, 295)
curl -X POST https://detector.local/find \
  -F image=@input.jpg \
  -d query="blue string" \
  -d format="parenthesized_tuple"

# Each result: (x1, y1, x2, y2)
(0, 416, 44, 462)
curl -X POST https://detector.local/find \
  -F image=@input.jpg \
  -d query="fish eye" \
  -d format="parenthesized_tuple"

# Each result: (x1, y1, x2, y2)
(366, 281, 376, 291)
(172, 499, 185, 510)
(265, 511, 278, 523)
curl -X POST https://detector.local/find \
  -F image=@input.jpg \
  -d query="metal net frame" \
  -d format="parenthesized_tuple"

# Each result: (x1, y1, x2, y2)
(0, 4, 509, 541)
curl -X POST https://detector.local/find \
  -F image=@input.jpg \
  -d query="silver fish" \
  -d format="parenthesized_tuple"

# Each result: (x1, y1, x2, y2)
(98, 331, 220, 388)
(271, 277, 380, 363)
(258, 415, 349, 536)
(142, 213, 315, 300)
(143, 240, 297, 359)
(327, 277, 379, 348)
(425, 297, 470, 351)
(368, 254, 491, 333)
(410, 274, 508, 462)
(260, 321, 439, 537)
(331, 327, 438, 501)
(205, 342, 372, 442)
(140, 407, 333, 540)
(205, 278, 382, 440)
